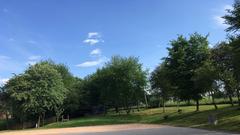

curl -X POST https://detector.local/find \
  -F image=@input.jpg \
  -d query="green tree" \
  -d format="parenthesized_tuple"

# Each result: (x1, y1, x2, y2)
(37, 60, 78, 118)
(223, 0, 240, 34)
(4, 74, 29, 127)
(5, 62, 67, 127)
(230, 38, 240, 105)
(211, 42, 238, 106)
(165, 33, 209, 111)
(0, 87, 11, 129)
(104, 56, 147, 114)
(192, 60, 218, 109)
(150, 62, 172, 112)
(223, 0, 240, 106)
(63, 77, 85, 117)
(83, 56, 147, 114)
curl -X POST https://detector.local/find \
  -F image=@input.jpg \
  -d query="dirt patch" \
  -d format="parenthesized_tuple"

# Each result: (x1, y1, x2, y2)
(0, 124, 164, 135)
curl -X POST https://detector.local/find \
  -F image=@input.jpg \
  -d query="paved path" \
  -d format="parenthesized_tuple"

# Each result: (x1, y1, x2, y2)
(0, 124, 239, 135)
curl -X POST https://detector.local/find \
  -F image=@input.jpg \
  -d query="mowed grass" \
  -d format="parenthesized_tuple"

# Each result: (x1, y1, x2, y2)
(44, 104, 240, 133)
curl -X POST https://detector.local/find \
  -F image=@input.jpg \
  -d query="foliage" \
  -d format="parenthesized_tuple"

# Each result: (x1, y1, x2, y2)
(223, 0, 240, 34)
(80, 56, 147, 114)
(4, 61, 67, 126)
(164, 33, 210, 110)
(150, 62, 172, 112)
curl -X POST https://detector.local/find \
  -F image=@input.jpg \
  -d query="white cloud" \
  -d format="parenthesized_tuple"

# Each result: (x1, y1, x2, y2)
(0, 55, 11, 60)
(27, 40, 37, 44)
(26, 61, 37, 65)
(26, 55, 41, 65)
(88, 32, 100, 38)
(213, 15, 228, 28)
(76, 60, 102, 67)
(83, 39, 100, 45)
(76, 57, 108, 68)
(90, 48, 101, 55)
(0, 78, 9, 86)
(28, 55, 41, 60)
(83, 32, 104, 45)
(0, 55, 21, 73)
(224, 4, 233, 11)
(213, 4, 233, 29)
(8, 38, 15, 42)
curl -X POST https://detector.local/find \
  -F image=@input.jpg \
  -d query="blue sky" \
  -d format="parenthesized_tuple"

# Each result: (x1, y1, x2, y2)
(0, 0, 234, 85)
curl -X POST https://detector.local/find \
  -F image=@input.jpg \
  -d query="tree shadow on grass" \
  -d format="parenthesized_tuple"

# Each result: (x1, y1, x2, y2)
(145, 105, 240, 129)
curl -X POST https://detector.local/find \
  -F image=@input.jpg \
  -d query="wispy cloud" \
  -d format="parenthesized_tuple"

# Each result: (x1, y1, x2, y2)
(213, 4, 233, 29)
(76, 56, 108, 68)
(26, 55, 41, 65)
(8, 38, 15, 42)
(90, 48, 101, 56)
(28, 55, 41, 60)
(83, 32, 104, 45)
(88, 32, 101, 38)
(223, 5, 233, 11)
(213, 16, 228, 28)
(27, 40, 37, 44)
(0, 55, 21, 75)
(83, 39, 100, 45)
(0, 78, 9, 86)
(0, 55, 11, 60)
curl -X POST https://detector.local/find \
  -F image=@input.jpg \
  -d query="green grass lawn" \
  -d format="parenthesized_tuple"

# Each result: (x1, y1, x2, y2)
(44, 104, 240, 133)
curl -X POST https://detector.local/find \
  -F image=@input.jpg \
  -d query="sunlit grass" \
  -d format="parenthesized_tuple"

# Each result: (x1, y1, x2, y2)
(44, 104, 240, 133)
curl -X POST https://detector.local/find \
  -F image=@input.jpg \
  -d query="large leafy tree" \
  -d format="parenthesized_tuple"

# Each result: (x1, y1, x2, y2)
(211, 42, 238, 106)
(192, 60, 218, 109)
(150, 62, 172, 112)
(63, 77, 85, 117)
(0, 87, 11, 129)
(103, 56, 147, 114)
(223, 0, 240, 106)
(165, 33, 209, 111)
(83, 56, 147, 114)
(5, 62, 67, 127)
(4, 74, 30, 125)
(165, 35, 188, 101)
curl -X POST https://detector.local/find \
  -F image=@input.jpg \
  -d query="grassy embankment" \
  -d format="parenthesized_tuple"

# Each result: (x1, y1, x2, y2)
(43, 104, 240, 133)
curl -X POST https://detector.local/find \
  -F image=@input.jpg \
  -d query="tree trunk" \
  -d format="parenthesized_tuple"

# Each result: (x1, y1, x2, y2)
(137, 100, 140, 111)
(37, 115, 41, 128)
(21, 116, 24, 129)
(5, 112, 9, 130)
(210, 90, 218, 110)
(158, 96, 161, 108)
(196, 99, 199, 111)
(229, 95, 234, 106)
(144, 93, 148, 108)
(56, 115, 59, 122)
(237, 89, 240, 106)
(177, 100, 180, 111)
(187, 100, 191, 106)
(104, 104, 107, 116)
(115, 106, 119, 113)
(126, 106, 131, 114)
(42, 112, 45, 126)
(124, 98, 131, 114)
(162, 98, 165, 113)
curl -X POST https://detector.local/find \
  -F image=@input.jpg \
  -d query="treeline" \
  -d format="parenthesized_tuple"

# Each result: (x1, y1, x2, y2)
(0, 56, 148, 128)
(150, 33, 240, 111)
(0, 0, 239, 129)
(150, 0, 240, 111)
